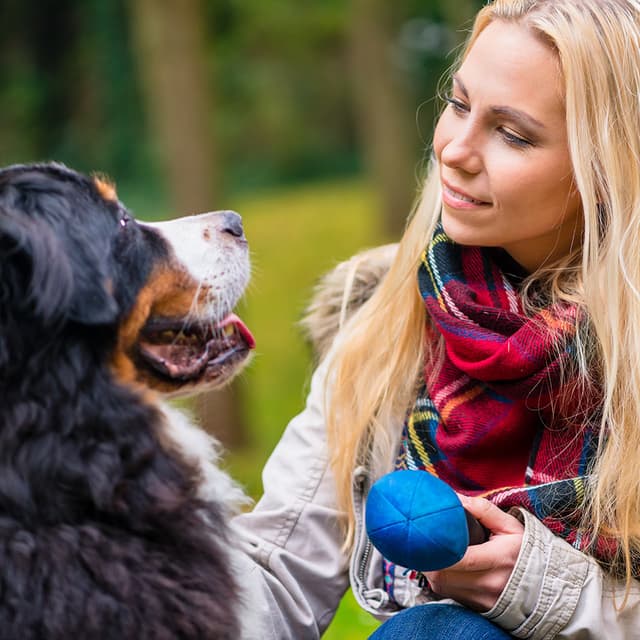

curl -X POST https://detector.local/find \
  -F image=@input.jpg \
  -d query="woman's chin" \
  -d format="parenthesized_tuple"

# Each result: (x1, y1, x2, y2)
(441, 209, 492, 247)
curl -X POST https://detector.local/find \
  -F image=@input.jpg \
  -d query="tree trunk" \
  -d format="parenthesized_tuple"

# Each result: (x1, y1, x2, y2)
(348, 0, 418, 238)
(129, 0, 219, 212)
(128, 0, 245, 447)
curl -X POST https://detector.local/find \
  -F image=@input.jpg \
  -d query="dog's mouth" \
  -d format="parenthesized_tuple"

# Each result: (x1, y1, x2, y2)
(136, 313, 255, 383)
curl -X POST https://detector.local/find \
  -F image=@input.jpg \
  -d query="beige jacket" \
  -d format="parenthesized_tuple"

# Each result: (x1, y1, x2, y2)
(232, 246, 640, 639)
(232, 353, 640, 639)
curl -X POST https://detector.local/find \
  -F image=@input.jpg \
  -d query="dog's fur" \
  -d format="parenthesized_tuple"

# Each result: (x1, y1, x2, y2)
(0, 163, 254, 639)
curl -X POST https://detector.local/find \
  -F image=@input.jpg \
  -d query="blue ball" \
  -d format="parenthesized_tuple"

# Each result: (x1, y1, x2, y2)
(365, 470, 469, 571)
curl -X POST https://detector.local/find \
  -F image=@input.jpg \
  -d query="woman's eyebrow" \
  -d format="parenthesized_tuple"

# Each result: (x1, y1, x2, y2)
(452, 74, 546, 131)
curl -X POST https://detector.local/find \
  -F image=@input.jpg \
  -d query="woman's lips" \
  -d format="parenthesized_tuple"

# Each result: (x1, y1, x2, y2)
(441, 181, 491, 209)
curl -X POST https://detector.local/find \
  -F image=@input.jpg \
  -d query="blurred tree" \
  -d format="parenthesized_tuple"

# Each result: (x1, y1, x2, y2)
(210, 0, 358, 193)
(345, 0, 483, 237)
(0, 0, 78, 164)
(128, 0, 220, 213)
(347, 0, 418, 237)
(128, 0, 245, 447)
(0, 0, 152, 186)
(74, 0, 150, 182)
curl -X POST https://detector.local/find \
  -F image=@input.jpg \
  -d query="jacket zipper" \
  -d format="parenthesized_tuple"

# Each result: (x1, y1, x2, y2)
(352, 466, 389, 610)
(358, 538, 373, 586)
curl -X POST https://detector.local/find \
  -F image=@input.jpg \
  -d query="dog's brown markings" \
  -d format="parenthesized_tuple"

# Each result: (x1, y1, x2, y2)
(110, 265, 200, 389)
(92, 175, 118, 202)
(203, 228, 211, 241)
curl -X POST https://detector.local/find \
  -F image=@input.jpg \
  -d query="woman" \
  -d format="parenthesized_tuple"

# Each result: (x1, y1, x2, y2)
(232, 1, 640, 637)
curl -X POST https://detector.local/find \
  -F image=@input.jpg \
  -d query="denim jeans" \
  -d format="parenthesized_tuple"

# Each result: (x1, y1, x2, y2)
(369, 603, 514, 640)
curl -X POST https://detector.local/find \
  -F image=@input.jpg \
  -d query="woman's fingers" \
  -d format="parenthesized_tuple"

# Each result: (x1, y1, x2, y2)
(459, 494, 525, 536)
(423, 497, 525, 611)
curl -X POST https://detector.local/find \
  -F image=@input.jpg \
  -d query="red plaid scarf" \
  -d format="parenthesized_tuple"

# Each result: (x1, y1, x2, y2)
(395, 225, 622, 570)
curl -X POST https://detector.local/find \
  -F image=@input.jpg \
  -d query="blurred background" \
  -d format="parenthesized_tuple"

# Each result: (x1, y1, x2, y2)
(0, 0, 482, 636)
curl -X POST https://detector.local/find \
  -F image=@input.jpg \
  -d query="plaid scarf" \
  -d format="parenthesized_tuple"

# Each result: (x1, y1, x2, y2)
(395, 225, 619, 572)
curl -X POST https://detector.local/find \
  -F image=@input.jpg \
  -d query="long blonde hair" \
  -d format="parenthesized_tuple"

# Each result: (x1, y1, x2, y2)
(327, 0, 640, 585)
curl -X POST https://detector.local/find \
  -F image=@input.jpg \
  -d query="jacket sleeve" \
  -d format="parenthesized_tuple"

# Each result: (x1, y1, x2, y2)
(230, 357, 350, 639)
(483, 508, 640, 639)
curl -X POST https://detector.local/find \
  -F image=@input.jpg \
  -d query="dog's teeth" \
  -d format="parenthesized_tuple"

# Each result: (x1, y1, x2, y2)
(162, 330, 175, 341)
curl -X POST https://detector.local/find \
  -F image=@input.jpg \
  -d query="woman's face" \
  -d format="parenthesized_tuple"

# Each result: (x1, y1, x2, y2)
(433, 20, 582, 272)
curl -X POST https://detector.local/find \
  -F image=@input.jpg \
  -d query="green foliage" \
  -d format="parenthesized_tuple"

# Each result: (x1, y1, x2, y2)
(210, 0, 358, 192)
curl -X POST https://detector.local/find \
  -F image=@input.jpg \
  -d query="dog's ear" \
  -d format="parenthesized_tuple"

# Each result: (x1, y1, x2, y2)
(60, 208, 120, 326)
(0, 189, 119, 328)
(66, 248, 120, 326)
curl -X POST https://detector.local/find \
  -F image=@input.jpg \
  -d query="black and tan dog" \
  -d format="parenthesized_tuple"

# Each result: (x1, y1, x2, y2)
(0, 162, 254, 639)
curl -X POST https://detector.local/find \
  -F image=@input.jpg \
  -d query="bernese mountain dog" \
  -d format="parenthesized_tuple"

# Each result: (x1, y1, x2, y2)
(0, 162, 255, 639)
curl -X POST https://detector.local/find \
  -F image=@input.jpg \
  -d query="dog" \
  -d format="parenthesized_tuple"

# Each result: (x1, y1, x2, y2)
(0, 162, 254, 639)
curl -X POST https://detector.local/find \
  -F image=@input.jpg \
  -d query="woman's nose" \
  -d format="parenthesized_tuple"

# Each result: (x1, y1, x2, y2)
(439, 128, 483, 175)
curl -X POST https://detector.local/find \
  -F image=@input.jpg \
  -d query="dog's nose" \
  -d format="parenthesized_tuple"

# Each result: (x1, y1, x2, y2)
(219, 211, 245, 240)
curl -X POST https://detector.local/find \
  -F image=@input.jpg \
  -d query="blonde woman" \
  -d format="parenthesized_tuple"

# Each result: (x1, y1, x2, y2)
(232, 1, 640, 637)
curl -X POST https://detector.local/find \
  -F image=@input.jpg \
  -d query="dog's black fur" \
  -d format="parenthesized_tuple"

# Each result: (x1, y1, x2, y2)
(0, 164, 239, 639)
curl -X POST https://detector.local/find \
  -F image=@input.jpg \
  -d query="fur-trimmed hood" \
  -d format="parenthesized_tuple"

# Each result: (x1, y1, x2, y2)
(300, 243, 398, 361)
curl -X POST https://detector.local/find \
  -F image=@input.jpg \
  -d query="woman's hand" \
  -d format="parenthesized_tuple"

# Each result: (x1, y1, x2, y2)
(423, 496, 524, 612)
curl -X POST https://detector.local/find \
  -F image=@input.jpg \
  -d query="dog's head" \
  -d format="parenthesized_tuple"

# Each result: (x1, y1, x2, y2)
(0, 162, 254, 396)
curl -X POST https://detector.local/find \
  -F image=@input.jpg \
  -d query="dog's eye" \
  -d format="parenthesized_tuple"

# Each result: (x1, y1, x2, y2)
(119, 214, 131, 229)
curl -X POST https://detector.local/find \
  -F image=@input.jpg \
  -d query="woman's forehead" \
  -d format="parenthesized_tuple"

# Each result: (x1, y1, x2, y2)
(458, 20, 565, 126)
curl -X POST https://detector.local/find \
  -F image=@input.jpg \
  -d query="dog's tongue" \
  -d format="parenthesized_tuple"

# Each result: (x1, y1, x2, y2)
(218, 313, 256, 349)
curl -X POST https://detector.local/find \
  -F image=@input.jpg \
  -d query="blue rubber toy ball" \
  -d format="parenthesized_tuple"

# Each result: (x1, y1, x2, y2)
(365, 470, 469, 571)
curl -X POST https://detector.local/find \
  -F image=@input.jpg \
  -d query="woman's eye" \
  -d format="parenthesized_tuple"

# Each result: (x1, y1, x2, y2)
(499, 127, 533, 148)
(441, 91, 533, 149)
(443, 95, 469, 115)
